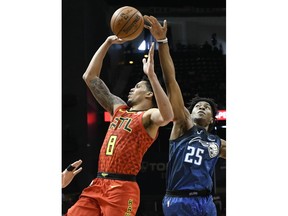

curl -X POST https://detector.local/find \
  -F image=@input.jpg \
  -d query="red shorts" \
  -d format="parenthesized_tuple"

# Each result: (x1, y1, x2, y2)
(66, 177, 140, 216)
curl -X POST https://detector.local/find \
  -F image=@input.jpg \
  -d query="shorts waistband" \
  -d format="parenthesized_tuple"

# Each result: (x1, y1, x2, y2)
(166, 189, 211, 197)
(97, 172, 136, 182)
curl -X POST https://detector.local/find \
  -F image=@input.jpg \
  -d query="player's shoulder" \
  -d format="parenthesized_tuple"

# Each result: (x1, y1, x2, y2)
(148, 107, 158, 112)
(114, 104, 129, 113)
(142, 107, 158, 115)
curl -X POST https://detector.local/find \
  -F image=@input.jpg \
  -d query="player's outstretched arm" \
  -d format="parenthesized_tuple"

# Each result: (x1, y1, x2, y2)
(144, 16, 188, 120)
(142, 42, 173, 127)
(82, 36, 126, 114)
(144, 16, 192, 138)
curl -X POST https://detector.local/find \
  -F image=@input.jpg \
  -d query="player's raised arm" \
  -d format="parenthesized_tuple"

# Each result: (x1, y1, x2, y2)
(82, 36, 126, 115)
(142, 42, 173, 127)
(144, 15, 192, 138)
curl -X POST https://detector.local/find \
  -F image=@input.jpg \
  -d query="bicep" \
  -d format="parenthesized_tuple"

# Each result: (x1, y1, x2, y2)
(147, 108, 170, 127)
(220, 139, 226, 159)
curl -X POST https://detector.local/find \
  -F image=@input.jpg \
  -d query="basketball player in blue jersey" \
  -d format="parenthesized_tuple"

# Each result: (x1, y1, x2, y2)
(144, 15, 226, 216)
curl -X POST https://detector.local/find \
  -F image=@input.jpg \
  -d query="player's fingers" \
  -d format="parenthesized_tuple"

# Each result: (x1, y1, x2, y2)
(73, 167, 83, 175)
(143, 15, 150, 20)
(71, 159, 82, 168)
(143, 24, 151, 30)
(163, 20, 167, 28)
(149, 42, 155, 53)
(143, 15, 152, 24)
(150, 15, 157, 22)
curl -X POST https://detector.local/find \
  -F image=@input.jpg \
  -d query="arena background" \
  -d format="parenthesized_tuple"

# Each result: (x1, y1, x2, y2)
(62, 0, 226, 215)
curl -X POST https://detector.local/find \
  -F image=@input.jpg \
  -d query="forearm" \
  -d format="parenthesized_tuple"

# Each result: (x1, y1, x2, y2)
(158, 41, 186, 121)
(158, 43, 176, 94)
(158, 42, 176, 82)
(83, 38, 112, 81)
(148, 73, 173, 121)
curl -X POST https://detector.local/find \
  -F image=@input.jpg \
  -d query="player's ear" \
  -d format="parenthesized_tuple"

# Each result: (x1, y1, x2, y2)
(146, 91, 153, 98)
(210, 117, 214, 124)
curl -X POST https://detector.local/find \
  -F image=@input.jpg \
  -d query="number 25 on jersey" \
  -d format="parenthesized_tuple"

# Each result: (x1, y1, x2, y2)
(184, 146, 204, 165)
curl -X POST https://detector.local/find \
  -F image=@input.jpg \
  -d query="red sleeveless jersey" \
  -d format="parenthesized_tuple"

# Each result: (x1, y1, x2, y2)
(98, 105, 158, 175)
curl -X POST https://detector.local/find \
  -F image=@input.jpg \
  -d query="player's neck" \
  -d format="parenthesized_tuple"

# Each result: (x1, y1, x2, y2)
(128, 107, 147, 112)
(193, 122, 209, 132)
(129, 100, 152, 112)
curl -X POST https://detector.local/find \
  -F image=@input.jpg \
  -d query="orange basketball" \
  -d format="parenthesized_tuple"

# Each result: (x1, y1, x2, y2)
(110, 6, 144, 41)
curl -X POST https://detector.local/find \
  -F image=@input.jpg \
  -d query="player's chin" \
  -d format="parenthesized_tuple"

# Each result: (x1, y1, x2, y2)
(127, 99, 132, 107)
(196, 114, 207, 121)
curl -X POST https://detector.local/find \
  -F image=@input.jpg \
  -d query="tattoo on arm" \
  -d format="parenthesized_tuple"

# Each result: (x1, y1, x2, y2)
(88, 77, 125, 114)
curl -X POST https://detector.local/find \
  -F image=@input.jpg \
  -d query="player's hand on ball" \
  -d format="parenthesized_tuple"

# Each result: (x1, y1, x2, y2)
(144, 15, 167, 40)
(107, 35, 127, 44)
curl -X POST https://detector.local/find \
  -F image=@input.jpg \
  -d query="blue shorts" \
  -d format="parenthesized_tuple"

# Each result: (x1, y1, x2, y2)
(162, 195, 217, 216)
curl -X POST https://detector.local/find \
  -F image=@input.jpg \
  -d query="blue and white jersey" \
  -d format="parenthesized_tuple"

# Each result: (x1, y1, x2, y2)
(166, 126, 221, 192)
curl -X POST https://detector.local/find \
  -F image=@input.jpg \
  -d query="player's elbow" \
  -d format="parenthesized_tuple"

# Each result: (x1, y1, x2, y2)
(82, 72, 93, 86)
(166, 107, 174, 122)
(162, 113, 174, 125)
(168, 112, 174, 122)
(82, 72, 88, 82)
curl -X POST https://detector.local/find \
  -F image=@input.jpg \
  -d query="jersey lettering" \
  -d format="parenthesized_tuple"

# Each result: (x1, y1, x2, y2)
(184, 146, 204, 165)
(109, 117, 132, 132)
(106, 135, 117, 155)
(125, 199, 133, 216)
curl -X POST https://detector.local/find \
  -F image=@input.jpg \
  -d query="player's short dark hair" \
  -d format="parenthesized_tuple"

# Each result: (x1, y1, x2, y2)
(187, 95, 218, 132)
(141, 75, 157, 107)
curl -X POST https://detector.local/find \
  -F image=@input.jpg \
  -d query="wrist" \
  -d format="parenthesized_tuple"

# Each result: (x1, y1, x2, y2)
(157, 38, 168, 44)
(106, 36, 115, 45)
(146, 72, 157, 80)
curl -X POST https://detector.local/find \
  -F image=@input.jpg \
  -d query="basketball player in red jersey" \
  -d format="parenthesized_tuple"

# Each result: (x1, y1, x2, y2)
(65, 36, 173, 216)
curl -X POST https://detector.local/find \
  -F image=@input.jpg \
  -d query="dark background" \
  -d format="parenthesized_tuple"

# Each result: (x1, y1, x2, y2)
(62, 0, 226, 215)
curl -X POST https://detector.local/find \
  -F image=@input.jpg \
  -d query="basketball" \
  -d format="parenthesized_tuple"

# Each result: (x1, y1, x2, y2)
(110, 6, 144, 41)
